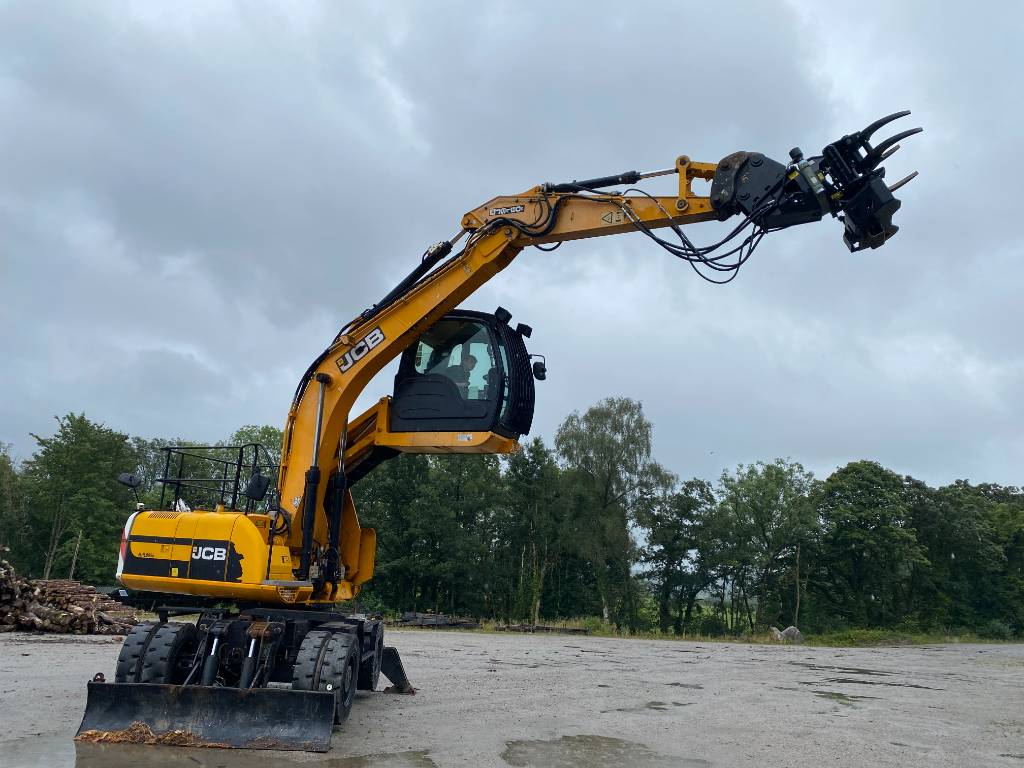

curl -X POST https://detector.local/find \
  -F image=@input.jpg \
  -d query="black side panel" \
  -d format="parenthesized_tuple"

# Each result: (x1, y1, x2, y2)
(187, 540, 245, 583)
(389, 374, 496, 433)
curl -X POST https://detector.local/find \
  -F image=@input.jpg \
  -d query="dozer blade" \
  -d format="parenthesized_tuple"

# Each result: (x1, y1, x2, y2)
(76, 682, 335, 752)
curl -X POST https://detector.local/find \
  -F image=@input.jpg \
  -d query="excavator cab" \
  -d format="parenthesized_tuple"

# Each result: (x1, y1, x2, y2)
(390, 307, 538, 439)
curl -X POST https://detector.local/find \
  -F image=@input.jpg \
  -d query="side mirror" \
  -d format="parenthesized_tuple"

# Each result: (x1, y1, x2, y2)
(244, 472, 271, 502)
(117, 472, 142, 490)
(532, 360, 547, 381)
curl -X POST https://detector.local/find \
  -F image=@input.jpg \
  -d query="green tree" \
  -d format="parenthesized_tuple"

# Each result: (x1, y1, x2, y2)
(20, 414, 137, 582)
(813, 461, 927, 627)
(0, 444, 26, 567)
(714, 460, 818, 630)
(555, 397, 667, 627)
(503, 438, 567, 623)
(425, 454, 505, 615)
(639, 478, 716, 633)
(980, 484, 1024, 634)
(352, 453, 434, 612)
(228, 424, 284, 464)
(907, 479, 1021, 632)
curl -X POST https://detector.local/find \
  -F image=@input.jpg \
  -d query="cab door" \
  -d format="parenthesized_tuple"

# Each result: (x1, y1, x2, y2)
(389, 308, 536, 438)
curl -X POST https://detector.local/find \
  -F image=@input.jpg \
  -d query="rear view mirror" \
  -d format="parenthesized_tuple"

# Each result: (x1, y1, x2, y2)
(117, 472, 142, 489)
(532, 360, 547, 381)
(244, 472, 271, 502)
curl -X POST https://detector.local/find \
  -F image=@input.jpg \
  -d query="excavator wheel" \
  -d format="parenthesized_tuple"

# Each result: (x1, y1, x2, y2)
(322, 633, 360, 724)
(140, 622, 200, 685)
(357, 622, 383, 691)
(113, 620, 160, 683)
(292, 629, 360, 725)
(292, 629, 331, 691)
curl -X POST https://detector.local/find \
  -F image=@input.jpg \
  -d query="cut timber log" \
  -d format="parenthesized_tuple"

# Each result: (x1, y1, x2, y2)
(0, 560, 141, 635)
(494, 623, 591, 635)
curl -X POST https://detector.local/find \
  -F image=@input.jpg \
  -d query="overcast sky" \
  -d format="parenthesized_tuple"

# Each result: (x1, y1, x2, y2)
(1, 1, 1020, 488)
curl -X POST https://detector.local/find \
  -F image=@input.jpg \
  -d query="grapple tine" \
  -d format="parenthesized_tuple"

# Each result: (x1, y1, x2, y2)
(888, 170, 919, 193)
(75, 682, 335, 752)
(879, 143, 901, 162)
(865, 127, 924, 167)
(861, 109, 911, 140)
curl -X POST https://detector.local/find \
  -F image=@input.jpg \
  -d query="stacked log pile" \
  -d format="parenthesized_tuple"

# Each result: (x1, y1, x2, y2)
(494, 623, 590, 635)
(0, 560, 140, 635)
(392, 611, 481, 629)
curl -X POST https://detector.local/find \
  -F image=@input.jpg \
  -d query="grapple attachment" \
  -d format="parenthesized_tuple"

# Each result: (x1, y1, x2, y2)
(818, 110, 923, 251)
(710, 110, 922, 252)
(75, 682, 336, 752)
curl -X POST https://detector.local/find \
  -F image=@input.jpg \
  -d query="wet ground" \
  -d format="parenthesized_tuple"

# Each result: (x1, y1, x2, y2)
(2, 630, 1023, 767)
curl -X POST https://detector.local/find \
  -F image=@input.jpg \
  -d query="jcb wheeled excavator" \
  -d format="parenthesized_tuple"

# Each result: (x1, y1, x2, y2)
(77, 113, 920, 751)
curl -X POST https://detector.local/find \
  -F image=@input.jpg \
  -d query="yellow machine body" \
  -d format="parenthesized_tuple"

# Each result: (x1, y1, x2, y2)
(117, 502, 373, 606)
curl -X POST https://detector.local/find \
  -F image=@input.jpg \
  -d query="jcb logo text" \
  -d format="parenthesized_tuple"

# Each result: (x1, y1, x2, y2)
(336, 327, 385, 373)
(192, 546, 227, 561)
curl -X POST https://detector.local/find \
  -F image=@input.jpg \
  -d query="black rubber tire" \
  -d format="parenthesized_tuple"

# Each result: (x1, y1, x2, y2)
(139, 622, 200, 684)
(320, 633, 360, 725)
(292, 629, 359, 725)
(114, 621, 160, 683)
(292, 629, 332, 693)
(357, 623, 383, 692)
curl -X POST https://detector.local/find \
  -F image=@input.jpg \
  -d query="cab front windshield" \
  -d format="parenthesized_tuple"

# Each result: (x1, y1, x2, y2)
(412, 319, 500, 401)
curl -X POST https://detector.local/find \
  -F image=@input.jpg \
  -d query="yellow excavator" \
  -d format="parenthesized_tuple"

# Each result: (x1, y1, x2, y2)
(77, 112, 920, 751)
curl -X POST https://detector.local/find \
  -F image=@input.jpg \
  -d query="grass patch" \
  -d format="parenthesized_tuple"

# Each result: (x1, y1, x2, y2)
(807, 628, 992, 647)
(430, 620, 1019, 647)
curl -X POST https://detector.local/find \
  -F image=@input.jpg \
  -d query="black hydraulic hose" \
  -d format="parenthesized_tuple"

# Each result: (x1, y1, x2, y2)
(299, 466, 320, 580)
(291, 241, 454, 409)
(543, 170, 641, 193)
(349, 240, 453, 334)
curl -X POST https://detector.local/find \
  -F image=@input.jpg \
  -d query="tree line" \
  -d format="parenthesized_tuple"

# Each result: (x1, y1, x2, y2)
(1, 402, 1022, 639)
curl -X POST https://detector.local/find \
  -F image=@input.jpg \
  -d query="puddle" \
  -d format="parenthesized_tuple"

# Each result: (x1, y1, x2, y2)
(818, 677, 942, 691)
(1, 737, 437, 768)
(788, 661, 893, 677)
(4, 734, 75, 768)
(601, 700, 693, 713)
(812, 691, 879, 706)
(501, 735, 709, 767)
(322, 752, 438, 767)
(487, 658, 549, 669)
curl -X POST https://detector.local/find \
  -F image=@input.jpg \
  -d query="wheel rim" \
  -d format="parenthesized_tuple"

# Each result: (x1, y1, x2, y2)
(344, 653, 356, 704)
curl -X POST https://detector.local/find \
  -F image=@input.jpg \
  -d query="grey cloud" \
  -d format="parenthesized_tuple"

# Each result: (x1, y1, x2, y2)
(1, 0, 1020, 488)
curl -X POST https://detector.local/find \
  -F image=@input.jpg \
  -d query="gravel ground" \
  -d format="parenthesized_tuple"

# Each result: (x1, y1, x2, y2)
(1, 629, 1023, 767)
